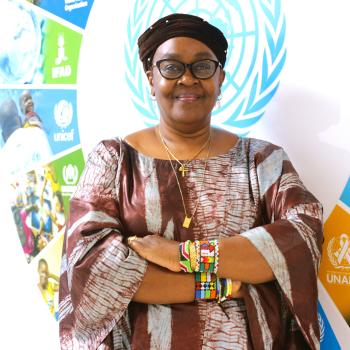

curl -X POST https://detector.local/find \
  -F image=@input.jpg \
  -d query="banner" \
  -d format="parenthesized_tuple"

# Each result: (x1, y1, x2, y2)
(0, 0, 87, 338)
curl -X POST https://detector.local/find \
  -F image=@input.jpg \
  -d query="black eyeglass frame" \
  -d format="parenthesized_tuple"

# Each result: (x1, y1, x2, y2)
(153, 59, 222, 80)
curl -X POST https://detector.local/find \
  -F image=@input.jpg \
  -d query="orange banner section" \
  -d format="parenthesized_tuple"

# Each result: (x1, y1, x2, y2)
(319, 203, 350, 325)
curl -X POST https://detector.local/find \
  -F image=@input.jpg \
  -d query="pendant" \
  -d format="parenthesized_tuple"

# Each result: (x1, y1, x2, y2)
(179, 164, 188, 177)
(183, 216, 191, 228)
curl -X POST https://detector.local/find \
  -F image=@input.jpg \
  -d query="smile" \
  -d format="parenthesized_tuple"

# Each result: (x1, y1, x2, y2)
(176, 94, 201, 102)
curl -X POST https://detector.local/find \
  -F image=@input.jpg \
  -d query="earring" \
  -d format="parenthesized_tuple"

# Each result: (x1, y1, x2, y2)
(150, 93, 156, 101)
(216, 92, 222, 108)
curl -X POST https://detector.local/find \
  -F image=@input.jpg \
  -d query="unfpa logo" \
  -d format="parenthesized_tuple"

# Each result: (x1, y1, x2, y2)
(125, 0, 286, 135)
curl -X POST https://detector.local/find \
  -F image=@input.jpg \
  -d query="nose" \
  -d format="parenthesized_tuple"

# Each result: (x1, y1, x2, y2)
(177, 67, 198, 85)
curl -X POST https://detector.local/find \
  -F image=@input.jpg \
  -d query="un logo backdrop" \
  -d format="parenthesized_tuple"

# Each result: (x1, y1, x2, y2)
(124, 0, 286, 135)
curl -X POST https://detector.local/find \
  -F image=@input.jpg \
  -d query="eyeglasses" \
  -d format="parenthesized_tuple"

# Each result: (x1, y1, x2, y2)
(154, 59, 221, 80)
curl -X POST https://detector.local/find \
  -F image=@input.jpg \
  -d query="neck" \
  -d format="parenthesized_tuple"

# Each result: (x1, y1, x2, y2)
(158, 121, 211, 154)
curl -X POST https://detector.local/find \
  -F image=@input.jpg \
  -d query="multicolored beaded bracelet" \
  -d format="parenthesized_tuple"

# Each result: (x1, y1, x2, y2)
(194, 273, 234, 303)
(217, 277, 233, 303)
(179, 239, 219, 274)
(194, 272, 218, 300)
(179, 240, 193, 273)
(199, 240, 217, 273)
(194, 240, 201, 271)
(214, 241, 219, 273)
(189, 241, 197, 271)
(179, 241, 237, 302)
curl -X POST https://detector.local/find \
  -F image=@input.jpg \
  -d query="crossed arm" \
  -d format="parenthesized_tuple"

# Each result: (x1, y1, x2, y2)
(129, 234, 275, 304)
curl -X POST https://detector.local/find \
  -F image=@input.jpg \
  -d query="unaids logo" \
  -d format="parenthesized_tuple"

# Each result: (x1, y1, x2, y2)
(54, 99, 73, 128)
(125, 0, 286, 135)
(327, 233, 350, 270)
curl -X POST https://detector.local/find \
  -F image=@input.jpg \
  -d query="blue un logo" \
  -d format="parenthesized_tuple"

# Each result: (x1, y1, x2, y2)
(125, 0, 286, 135)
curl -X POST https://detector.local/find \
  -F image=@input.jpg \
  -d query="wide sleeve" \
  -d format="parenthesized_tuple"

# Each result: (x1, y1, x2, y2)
(58, 140, 147, 350)
(241, 143, 323, 350)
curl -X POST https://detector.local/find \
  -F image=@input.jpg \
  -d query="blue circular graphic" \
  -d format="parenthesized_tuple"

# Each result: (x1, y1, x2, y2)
(0, 1, 42, 84)
(125, 0, 286, 135)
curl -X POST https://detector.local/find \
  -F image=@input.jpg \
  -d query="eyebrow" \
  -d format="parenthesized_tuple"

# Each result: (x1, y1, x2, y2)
(160, 51, 215, 60)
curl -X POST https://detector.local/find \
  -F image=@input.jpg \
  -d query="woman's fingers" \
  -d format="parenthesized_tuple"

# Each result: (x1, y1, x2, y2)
(127, 235, 138, 244)
(127, 236, 146, 257)
(128, 235, 181, 272)
(232, 280, 242, 292)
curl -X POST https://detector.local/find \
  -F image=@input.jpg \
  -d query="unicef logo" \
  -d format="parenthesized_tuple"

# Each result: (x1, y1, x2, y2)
(54, 99, 73, 128)
(125, 0, 286, 134)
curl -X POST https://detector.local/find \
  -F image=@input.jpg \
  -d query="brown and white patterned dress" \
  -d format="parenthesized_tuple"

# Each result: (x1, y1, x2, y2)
(59, 137, 323, 350)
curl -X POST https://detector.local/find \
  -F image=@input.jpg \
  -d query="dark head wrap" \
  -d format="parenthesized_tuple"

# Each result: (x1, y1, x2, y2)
(138, 13, 228, 71)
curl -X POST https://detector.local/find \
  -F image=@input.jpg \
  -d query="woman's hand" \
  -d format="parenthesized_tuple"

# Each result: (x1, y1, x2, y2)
(128, 235, 181, 272)
(231, 280, 243, 298)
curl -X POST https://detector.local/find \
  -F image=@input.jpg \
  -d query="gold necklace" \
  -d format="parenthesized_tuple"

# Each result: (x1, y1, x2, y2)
(158, 128, 211, 177)
(159, 127, 212, 228)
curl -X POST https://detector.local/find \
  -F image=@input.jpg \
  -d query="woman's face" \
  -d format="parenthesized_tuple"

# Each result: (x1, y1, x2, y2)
(38, 261, 48, 288)
(147, 37, 225, 128)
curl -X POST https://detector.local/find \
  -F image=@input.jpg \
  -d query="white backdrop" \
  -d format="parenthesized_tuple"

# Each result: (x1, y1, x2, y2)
(1, 0, 349, 348)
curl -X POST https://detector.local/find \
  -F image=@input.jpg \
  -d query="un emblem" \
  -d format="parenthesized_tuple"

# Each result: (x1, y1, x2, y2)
(318, 313, 325, 343)
(125, 0, 286, 135)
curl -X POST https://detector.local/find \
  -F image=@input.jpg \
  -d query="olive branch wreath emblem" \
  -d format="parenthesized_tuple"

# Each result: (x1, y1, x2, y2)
(124, 0, 286, 134)
(318, 313, 325, 344)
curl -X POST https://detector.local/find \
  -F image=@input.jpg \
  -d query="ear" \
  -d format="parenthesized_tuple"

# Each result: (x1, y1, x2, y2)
(146, 70, 155, 97)
(219, 69, 226, 88)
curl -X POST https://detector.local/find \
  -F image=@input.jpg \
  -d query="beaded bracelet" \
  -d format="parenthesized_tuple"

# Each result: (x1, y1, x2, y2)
(189, 241, 197, 271)
(217, 278, 233, 303)
(194, 240, 201, 271)
(179, 240, 193, 273)
(179, 239, 219, 274)
(194, 272, 218, 300)
(214, 241, 219, 273)
(194, 273, 234, 303)
(199, 240, 217, 273)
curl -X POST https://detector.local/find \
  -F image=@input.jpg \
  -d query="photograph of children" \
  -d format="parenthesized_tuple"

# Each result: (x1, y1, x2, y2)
(0, 88, 79, 169)
(37, 258, 59, 320)
(10, 164, 66, 263)
(0, 93, 52, 179)
(35, 234, 64, 320)
(19, 90, 44, 129)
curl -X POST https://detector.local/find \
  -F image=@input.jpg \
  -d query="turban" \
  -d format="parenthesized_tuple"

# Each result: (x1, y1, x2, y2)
(138, 13, 228, 71)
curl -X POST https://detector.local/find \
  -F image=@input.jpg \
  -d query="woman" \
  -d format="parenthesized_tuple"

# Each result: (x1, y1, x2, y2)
(59, 14, 323, 349)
